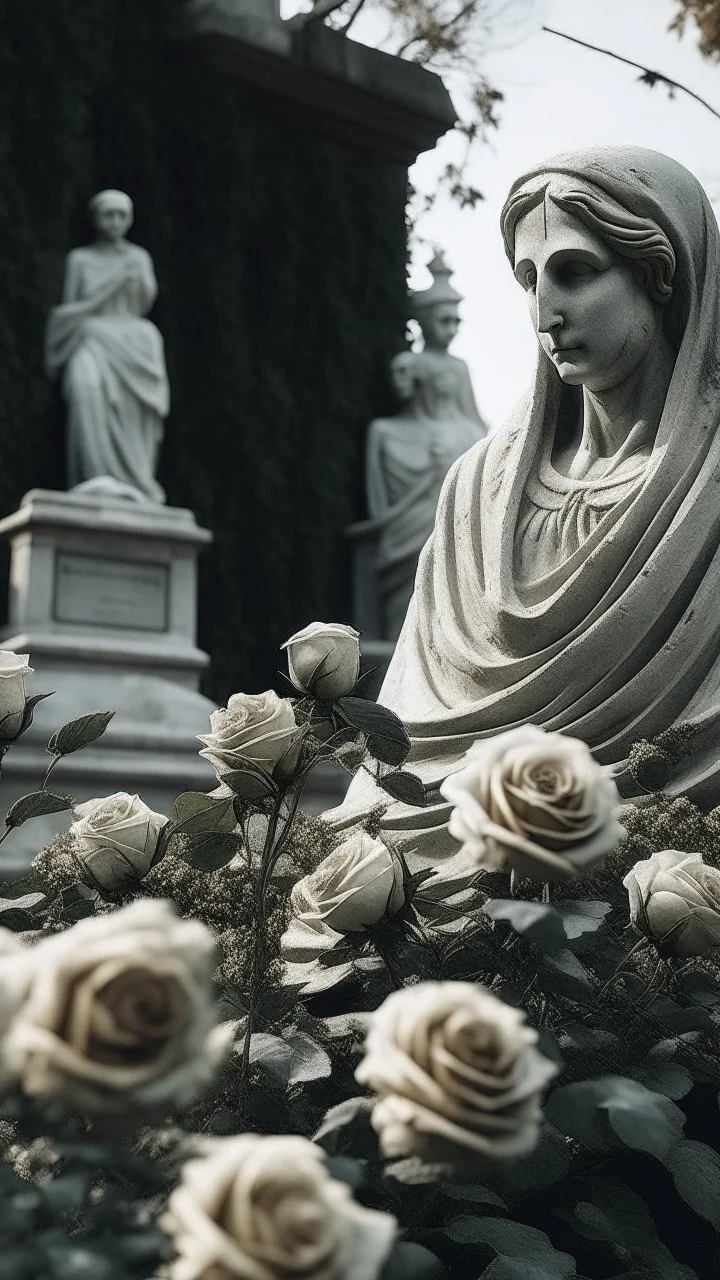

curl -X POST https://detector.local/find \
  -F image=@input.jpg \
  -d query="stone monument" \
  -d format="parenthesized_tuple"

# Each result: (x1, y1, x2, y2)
(347, 253, 486, 661)
(329, 146, 720, 881)
(0, 195, 216, 866)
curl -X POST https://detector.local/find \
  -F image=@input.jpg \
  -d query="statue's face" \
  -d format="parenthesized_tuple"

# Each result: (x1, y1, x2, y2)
(420, 302, 460, 352)
(94, 202, 133, 243)
(390, 353, 416, 401)
(513, 198, 661, 393)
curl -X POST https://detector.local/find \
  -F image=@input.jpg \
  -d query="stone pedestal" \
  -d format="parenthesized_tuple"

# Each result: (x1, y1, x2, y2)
(0, 490, 218, 873)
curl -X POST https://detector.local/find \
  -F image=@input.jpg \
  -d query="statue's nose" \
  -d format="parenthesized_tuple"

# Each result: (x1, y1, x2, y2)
(535, 276, 564, 335)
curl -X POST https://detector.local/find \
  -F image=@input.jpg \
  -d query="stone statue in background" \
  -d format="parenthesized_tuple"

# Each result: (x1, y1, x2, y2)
(410, 250, 486, 428)
(358, 348, 485, 642)
(45, 190, 170, 504)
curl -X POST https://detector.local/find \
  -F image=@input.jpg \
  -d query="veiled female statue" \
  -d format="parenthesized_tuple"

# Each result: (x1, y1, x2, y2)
(328, 145, 720, 873)
(364, 349, 486, 641)
(45, 190, 170, 504)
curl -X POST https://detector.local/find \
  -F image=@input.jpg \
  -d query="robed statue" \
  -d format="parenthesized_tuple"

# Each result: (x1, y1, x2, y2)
(45, 190, 170, 504)
(329, 146, 720, 876)
(349, 254, 487, 642)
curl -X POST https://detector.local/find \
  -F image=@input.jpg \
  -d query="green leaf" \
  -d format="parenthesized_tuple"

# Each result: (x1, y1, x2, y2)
(483, 899, 566, 952)
(248, 1033, 294, 1086)
(170, 791, 237, 836)
(46, 710, 115, 756)
(5, 791, 73, 829)
(221, 767, 276, 801)
(568, 1177, 699, 1279)
(555, 899, 611, 940)
(443, 1182, 507, 1208)
(546, 1076, 685, 1159)
(299, 961, 355, 999)
(629, 1058, 693, 1101)
(380, 1242, 445, 1280)
(0, 892, 45, 918)
(444, 1218, 576, 1276)
(666, 1139, 720, 1230)
(179, 831, 243, 871)
(313, 1096, 377, 1157)
(338, 696, 410, 766)
(378, 770, 427, 807)
(285, 1031, 332, 1085)
(385, 1157, 453, 1185)
(18, 691, 54, 735)
(541, 947, 594, 1002)
(60, 882, 98, 921)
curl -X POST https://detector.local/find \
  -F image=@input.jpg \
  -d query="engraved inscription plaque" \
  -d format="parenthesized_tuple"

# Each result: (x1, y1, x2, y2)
(54, 553, 169, 631)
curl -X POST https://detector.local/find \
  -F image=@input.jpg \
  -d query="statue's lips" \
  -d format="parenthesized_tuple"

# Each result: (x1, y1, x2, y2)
(551, 345, 583, 360)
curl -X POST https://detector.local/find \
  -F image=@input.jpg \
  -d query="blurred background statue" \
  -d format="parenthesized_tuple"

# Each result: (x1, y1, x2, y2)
(351, 348, 486, 643)
(410, 249, 485, 427)
(45, 189, 170, 504)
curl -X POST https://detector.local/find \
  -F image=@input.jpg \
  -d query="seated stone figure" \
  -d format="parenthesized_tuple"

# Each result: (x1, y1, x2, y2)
(327, 145, 720, 874)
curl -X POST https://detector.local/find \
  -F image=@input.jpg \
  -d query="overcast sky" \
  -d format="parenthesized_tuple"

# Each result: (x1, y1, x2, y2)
(286, 0, 720, 431)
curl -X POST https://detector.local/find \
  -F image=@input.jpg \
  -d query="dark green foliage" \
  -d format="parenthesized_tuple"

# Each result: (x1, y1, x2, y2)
(0, 0, 408, 699)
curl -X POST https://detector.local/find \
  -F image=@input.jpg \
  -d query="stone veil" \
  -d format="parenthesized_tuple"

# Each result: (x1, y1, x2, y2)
(327, 145, 720, 870)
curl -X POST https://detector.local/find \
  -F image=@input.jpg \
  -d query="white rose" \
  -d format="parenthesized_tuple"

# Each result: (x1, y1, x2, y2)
(161, 1133, 397, 1280)
(292, 832, 405, 934)
(355, 981, 558, 1163)
(440, 725, 624, 881)
(0, 651, 32, 743)
(281, 622, 361, 701)
(198, 691, 300, 780)
(70, 792, 168, 893)
(1, 898, 232, 1114)
(624, 849, 720, 957)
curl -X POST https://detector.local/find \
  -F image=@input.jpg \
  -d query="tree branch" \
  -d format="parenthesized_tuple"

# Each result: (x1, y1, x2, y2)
(542, 24, 720, 122)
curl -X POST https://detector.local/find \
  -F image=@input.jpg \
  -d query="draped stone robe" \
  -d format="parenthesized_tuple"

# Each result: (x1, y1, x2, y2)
(45, 243, 170, 503)
(327, 146, 720, 872)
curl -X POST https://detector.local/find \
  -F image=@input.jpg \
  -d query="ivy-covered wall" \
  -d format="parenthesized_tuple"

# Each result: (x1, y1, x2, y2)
(0, 0, 412, 698)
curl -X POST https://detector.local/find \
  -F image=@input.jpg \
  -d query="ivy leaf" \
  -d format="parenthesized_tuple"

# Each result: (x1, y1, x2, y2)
(555, 899, 610, 940)
(179, 831, 243, 871)
(666, 1139, 720, 1230)
(377, 770, 427, 807)
(541, 947, 594, 1002)
(170, 792, 237, 836)
(483, 899, 566, 953)
(46, 711, 115, 756)
(5, 791, 73, 828)
(338, 697, 410, 767)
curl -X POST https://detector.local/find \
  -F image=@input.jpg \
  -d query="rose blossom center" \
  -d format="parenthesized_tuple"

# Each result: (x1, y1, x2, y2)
(87, 969, 190, 1064)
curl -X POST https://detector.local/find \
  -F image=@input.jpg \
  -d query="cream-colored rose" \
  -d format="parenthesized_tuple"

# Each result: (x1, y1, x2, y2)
(624, 849, 720, 957)
(198, 691, 300, 780)
(161, 1133, 397, 1280)
(281, 622, 361, 701)
(355, 981, 558, 1163)
(70, 792, 168, 893)
(293, 832, 405, 934)
(440, 725, 624, 881)
(0, 651, 32, 742)
(1, 898, 232, 1114)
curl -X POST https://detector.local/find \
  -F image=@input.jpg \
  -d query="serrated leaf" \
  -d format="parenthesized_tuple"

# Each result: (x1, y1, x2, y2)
(5, 791, 72, 828)
(47, 711, 115, 756)
(381, 1242, 445, 1280)
(314, 1096, 377, 1157)
(483, 899, 566, 953)
(338, 697, 410, 767)
(378, 770, 427, 807)
(170, 791, 237, 836)
(555, 899, 610, 940)
(445, 1217, 576, 1276)
(541, 947, 594, 1001)
(221, 767, 276, 801)
(666, 1139, 720, 1229)
(179, 831, 243, 871)
(285, 1031, 332, 1085)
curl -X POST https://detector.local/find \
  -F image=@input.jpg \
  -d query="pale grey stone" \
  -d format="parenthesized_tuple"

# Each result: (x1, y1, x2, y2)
(45, 190, 170, 505)
(329, 145, 720, 880)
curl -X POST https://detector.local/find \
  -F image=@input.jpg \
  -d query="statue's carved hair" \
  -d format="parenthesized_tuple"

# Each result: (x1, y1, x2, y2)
(501, 175, 681, 343)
